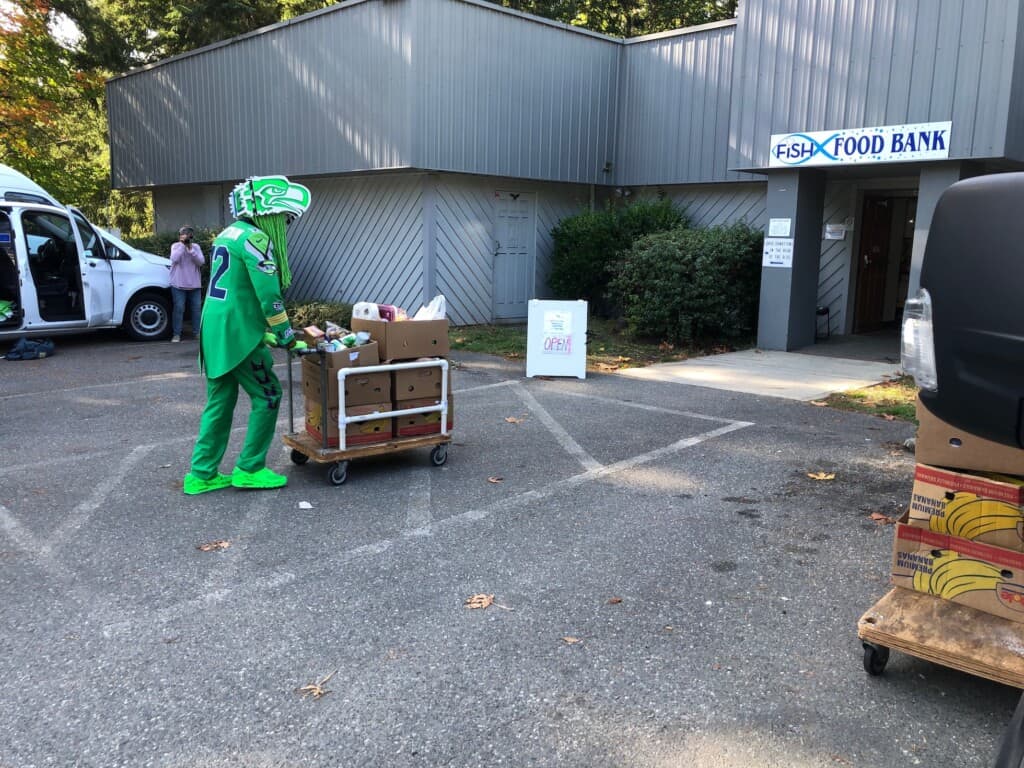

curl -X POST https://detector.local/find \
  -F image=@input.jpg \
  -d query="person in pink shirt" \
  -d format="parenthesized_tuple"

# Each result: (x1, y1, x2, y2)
(169, 226, 205, 342)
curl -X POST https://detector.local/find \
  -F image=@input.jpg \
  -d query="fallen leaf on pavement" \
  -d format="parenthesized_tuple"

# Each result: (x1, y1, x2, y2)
(464, 593, 513, 610)
(562, 636, 582, 644)
(881, 414, 896, 421)
(487, 476, 504, 484)
(869, 512, 898, 525)
(607, 597, 623, 604)
(806, 472, 836, 481)
(295, 669, 336, 700)
(465, 593, 494, 609)
(504, 416, 523, 424)
(809, 400, 828, 407)
(196, 540, 230, 552)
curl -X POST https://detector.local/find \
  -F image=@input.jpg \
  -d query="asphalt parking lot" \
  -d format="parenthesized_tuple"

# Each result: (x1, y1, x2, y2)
(0, 333, 1018, 768)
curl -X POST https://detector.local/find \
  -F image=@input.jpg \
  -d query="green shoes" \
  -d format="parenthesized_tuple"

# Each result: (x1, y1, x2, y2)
(231, 467, 288, 490)
(183, 472, 233, 495)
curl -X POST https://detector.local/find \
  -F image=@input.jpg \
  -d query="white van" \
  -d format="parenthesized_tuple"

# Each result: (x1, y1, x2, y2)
(0, 164, 173, 341)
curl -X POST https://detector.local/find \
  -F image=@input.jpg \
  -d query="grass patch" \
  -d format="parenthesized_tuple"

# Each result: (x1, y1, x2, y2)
(449, 319, 746, 372)
(823, 375, 918, 423)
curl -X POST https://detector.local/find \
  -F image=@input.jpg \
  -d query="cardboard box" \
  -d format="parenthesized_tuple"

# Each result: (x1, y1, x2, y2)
(891, 523, 1024, 623)
(302, 360, 390, 408)
(302, 341, 379, 371)
(394, 396, 454, 437)
(305, 400, 393, 447)
(908, 464, 1024, 551)
(916, 396, 1024, 476)
(392, 360, 452, 401)
(350, 318, 450, 361)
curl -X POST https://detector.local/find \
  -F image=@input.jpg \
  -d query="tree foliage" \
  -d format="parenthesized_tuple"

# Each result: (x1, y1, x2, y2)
(497, 0, 737, 37)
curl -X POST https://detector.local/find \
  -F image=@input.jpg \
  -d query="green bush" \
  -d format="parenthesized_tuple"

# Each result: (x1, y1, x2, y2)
(288, 300, 353, 330)
(609, 222, 764, 346)
(549, 199, 684, 316)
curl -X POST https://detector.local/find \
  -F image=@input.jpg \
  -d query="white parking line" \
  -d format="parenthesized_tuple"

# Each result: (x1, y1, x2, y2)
(47, 444, 155, 553)
(510, 381, 602, 471)
(98, 417, 753, 638)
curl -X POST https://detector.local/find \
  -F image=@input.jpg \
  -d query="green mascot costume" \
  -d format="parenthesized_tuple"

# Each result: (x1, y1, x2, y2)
(183, 175, 312, 495)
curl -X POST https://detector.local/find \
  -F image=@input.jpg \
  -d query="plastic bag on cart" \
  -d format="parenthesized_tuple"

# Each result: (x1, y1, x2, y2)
(413, 294, 446, 321)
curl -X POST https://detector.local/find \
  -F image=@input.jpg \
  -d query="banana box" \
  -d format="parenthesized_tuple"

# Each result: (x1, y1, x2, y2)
(908, 464, 1024, 552)
(892, 523, 1024, 623)
(394, 396, 454, 437)
(305, 400, 393, 447)
(392, 359, 452, 401)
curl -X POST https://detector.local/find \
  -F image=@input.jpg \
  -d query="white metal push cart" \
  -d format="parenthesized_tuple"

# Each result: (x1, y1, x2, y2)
(282, 349, 451, 485)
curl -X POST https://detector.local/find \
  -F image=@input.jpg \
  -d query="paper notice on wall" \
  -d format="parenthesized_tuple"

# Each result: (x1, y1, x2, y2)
(762, 237, 794, 268)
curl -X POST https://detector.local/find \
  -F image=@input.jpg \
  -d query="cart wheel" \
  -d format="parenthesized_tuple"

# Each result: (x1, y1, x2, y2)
(290, 449, 310, 466)
(327, 460, 349, 486)
(430, 445, 448, 467)
(862, 642, 890, 676)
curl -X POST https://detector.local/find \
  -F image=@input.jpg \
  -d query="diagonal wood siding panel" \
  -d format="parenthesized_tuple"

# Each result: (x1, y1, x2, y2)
(656, 183, 768, 228)
(433, 175, 590, 324)
(817, 181, 854, 336)
(286, 175, 424, 313)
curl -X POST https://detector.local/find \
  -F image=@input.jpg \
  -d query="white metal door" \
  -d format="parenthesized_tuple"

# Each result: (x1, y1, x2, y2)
(493, 191, 535, 320)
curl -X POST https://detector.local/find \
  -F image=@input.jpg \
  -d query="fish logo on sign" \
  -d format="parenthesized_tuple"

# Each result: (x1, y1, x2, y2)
(771, 133, 841, 166)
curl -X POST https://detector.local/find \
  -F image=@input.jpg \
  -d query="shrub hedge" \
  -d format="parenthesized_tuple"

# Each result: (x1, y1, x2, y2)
(608, 222, 763, 346)
(548, 199, 685, 316)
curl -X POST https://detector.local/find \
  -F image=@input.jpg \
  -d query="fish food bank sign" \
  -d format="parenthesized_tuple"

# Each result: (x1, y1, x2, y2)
(768, 121, 952, 168)
(761, 121, 952, 270)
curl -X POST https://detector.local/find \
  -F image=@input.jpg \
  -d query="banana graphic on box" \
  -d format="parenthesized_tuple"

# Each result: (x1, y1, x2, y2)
(913, 550, 1005, 599)
(929, 491, 1023, 542)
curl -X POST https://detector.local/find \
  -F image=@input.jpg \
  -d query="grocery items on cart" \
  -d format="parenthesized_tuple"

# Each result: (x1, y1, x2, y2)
(283, 296, 454, 484)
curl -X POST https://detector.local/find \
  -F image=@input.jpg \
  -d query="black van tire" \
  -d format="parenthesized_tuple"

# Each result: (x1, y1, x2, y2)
(124, 292, 171, 341)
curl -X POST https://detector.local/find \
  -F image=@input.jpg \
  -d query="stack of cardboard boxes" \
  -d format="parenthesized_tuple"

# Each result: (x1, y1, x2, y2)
(302, 317, 452, 448)
(890, 397, 1024, 623)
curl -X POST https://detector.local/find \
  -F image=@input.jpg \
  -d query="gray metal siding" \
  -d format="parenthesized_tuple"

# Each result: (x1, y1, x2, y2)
(616, 24, 746, 185)
(108, 1, 415, 188)
(1005, 7, 1024, 161)
(729, 0, 1022, 170)
(411, 0, 619, 184)
(286, 175, 425, 313)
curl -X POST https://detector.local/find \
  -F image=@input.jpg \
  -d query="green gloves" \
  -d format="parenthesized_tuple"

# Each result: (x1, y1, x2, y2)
(263, 331, 307, 352)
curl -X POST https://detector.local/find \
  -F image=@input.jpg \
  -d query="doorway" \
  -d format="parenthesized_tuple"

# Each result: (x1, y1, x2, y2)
(493, 191, 536, 320)
(853, 194, 916, 333)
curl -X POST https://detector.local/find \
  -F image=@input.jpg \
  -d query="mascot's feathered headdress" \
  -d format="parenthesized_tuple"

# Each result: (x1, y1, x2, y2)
(229, 175, 312, 290)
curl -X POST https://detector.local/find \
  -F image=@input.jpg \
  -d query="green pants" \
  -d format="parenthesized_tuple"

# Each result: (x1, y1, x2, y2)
(190, 344, 282, 478)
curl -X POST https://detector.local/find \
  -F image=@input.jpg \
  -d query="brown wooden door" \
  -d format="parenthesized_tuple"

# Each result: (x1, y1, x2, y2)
(854, 197, 893, 333)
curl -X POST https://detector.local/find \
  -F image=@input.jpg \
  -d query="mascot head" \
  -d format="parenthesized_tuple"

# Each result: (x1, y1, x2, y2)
(229, 175, 312, 290)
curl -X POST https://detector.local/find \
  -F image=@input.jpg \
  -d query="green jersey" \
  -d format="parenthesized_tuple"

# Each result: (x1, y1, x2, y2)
(200, 220, 295, 378)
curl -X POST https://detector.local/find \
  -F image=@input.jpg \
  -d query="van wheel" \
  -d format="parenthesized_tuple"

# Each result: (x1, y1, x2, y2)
(125, 293, 171, 341)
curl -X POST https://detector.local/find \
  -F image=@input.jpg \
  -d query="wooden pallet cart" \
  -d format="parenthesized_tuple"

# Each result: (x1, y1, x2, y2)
(283, 350, 451, 486)
(858, 587, 1024, 689)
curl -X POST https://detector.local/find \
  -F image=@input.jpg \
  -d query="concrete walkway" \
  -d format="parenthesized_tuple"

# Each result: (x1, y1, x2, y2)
(617, 348, 904, 401)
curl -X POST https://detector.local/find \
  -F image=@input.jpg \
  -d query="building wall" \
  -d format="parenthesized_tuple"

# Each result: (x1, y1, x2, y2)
(616, 22, 750, 186)
(413, 0, 619, 184)
(286, 174, 425, 316)
(729, 0, 1023, 171)
(153, 184, 233, 233)
(108, 0, 416, 189)
(1004, 7, 1024, 161)
(433, 174, 589, 324)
